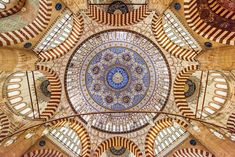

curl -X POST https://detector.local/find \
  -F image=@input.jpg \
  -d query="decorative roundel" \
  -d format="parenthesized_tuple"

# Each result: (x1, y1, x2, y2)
(24, 42, 32, 48)
(65, 30, 171, 133)
(106, 66, 129, 90)
(204, 42, 212, 48)
(174, 3, 181, 10)
(190, 139, 197, 146)
(39, 140, 46, 147)
(55, 3, 62, 11)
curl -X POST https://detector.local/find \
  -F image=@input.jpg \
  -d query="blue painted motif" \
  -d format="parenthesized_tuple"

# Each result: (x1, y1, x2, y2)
(55, 3, 62, 10)
(91, 52, 102, 65)
(106, 67, 129, 89)
(111, 103, 126, 110)
(109, 47, 125, 54)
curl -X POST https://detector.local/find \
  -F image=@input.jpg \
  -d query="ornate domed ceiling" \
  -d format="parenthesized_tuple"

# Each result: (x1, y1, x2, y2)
(1, 0, 235, 156)
(65, 30, 171, 133)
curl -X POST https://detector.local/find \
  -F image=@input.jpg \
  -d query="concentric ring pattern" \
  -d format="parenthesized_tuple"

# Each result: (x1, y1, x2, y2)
(65, 30, 171, 133)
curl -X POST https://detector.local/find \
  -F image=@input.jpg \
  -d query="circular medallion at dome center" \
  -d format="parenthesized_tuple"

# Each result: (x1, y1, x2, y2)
(107, 67, 129, 89)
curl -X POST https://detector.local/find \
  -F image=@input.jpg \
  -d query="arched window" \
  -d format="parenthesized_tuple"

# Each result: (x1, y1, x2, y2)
(34, 10, 73, 52)
(3, 71, 51, 119)
(154, 123, 188, 156)
(47, 126, 82, 156)
(163, 10, 200, 50)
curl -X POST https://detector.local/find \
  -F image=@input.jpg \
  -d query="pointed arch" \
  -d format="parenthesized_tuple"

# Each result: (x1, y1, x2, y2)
(36, 65, 62, 120)
(94, 136, 143, 157)
(145, 118, 188, 156)
(47, 119, 91, 157)
(152, 13, 201, 61)
(0, 0, 52, 46)
(173, 65, 199, 117)
(36, 12, 84, 62)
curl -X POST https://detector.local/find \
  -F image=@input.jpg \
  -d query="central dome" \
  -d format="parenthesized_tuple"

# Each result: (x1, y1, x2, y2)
(65, 30, 171, 133)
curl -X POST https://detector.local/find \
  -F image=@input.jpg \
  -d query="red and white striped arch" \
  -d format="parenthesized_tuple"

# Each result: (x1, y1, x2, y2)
(0, 0, 52, 46)
(23, 149, 64, 157)
(94, 136, 143, 157)
(173, 148, 215, 157)
(145, 118, 188, 156)
(0, 0, 26, 18)
(38, 13, 84, 62)
(0, 110, 10, 142)
(152, 14, 201, 61)
(47, 119, 91, 157)
(227, 113, 235, 133)
(207, 0, 235, 20)
(184, 0, 235, 45)
(36, 65, 62, 120)
(173, 65, 199, 117)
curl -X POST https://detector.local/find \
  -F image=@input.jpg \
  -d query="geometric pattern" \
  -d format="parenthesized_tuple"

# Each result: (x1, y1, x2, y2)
(65, 30, 171, 133)
(85, 47, 150, 110)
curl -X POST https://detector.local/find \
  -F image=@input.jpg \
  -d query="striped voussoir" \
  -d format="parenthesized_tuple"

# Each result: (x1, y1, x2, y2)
(38, 13, 84, 61)
(0, 0, 52, 47)
(184, 0, 235, 45)
(23, 149, 64, 157)
(36, 65, 61, 120)
(152, 13, 200, 61)
(173, 65, 199, 117)
(94, 136, 143, 157)
(47, 119, 91, 157)
(86, 5, 150, 26)
(0, 110, 10, 142)
(145, 118, 188, 157)
(208, 0, 235, 20)
(0, 0, 26, 18)
(172, 148, 215, 157)
(227, 113, 235, 133)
